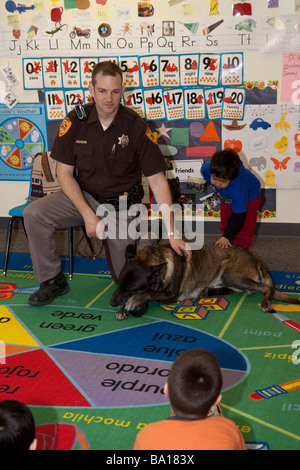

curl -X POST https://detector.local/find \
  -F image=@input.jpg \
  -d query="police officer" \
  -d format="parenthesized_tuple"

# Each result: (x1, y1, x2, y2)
(24, 61, 191, 306)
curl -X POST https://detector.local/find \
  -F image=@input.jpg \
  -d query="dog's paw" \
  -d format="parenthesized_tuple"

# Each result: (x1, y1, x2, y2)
(115, 306, 129, 321)
(125, 295, 143, 312)
(261, 300, 276, 313)
(131, 302, 148, 317)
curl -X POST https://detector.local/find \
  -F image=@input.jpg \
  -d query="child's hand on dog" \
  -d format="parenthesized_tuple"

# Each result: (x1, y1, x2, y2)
(215, 236, 232, 249)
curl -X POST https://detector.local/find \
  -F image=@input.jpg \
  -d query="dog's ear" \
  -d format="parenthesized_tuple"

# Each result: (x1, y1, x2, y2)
(150, 262, 168, 273)
(147, 262, 167, 288)
(125, 243, 137, 260)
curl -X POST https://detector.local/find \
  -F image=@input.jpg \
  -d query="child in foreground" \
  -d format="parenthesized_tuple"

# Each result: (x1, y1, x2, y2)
(133, 349, 245, 450)
(201, 149, 261, 250)
(0, 400, 36, 450)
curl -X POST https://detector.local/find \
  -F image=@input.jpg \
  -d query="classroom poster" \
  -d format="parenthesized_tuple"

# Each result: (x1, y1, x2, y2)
(0, 103, 48, 181)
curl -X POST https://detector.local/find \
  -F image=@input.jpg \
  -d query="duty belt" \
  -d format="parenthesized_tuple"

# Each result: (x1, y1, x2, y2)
(95, 193, 130, 211)
(94, 182, 144, 211)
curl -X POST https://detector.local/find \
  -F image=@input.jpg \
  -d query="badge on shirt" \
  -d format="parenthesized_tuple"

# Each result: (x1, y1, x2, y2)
(59, 116, 72, 137)
(118, 134, 129, 147)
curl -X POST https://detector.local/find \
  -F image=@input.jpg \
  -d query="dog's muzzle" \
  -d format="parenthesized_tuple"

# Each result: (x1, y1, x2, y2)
(110, 288, 130, 307)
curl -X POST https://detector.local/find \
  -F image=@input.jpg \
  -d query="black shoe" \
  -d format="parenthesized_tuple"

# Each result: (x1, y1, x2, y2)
(28, 272, 69, 306)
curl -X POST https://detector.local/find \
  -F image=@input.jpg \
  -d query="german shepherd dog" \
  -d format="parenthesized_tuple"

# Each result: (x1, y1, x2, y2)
(110, 243, 300, 320)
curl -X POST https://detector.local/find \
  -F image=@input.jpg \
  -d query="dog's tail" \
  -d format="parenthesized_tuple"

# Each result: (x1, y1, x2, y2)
(273, 290, 300, 305)
(257, 263, 300, 305)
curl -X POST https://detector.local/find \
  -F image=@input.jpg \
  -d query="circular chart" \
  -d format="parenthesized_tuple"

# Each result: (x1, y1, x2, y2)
(0, 117, 45, 170)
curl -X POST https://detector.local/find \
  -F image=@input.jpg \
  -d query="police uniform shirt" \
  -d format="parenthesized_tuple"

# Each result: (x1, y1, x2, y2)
(51, 103, 167, 198)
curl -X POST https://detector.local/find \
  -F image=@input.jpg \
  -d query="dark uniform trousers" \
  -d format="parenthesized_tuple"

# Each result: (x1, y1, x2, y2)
(23, 190, 153, 284)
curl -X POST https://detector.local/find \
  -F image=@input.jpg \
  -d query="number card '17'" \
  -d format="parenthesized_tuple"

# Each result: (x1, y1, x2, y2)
(163, 88, 184, 121)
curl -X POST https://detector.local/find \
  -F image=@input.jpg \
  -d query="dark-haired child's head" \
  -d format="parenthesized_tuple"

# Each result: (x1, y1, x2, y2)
(165, 349, 222, 419)
(0, 400, 36, 450)
(210, 149, 241, 189)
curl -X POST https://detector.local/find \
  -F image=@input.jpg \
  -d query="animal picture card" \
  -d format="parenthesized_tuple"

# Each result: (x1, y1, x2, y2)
(42, 58, 63, 89)
(65, 89, 84, 113)
(179, 54, 199, 87)
(143, 88, 166, 120)
(204, 87, 224, 120)
(23, 58, 44, 89)
(61, 58, 81, 89)
(80, 58, 98, 88)
(198, 54, 221, 87)
(45, 90, 66, 121)
(139, 56, 160, 88)
(123, 89, 146, 118)
(159, 55, 180, 87)
(222, 87, 246, 120)
(184, 88, 206, 120)
(163, 88, 185, 121)
(221, 53, 244, 86)
(120, 56, 140, 88)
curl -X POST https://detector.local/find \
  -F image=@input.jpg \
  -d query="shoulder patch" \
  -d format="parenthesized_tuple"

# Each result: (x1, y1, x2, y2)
(59, 116, 72, 137)
(146, 126, 158, 145)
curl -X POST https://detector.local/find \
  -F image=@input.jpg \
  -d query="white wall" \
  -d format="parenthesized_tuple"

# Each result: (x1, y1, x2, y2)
(0, 0, 299, 225)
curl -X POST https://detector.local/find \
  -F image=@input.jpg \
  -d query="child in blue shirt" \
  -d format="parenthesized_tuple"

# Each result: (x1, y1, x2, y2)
(201, 149, 261, 250)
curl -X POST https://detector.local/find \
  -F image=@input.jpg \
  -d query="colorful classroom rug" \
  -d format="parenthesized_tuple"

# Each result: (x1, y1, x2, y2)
(0, 252, 300, 451)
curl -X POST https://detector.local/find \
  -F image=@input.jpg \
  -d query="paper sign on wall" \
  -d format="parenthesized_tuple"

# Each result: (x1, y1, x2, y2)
(42, 58, 62, 89)
(281, 52, 300, 103)
(144, 88, 166, 120)
(205, 87, 224, 119)
(184, 88, 206, 120)
(221, 53, 244, 86)
(198, 54, 221, 87)
(123, 89, 145, 118)
(140, 55, 160, 88)
(222, 87, 246, 120)
(61, 58, 81, 89)
(160, 55, 180, 87)
(180, 54, 199, 87)
(163, 88, 185, 121)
